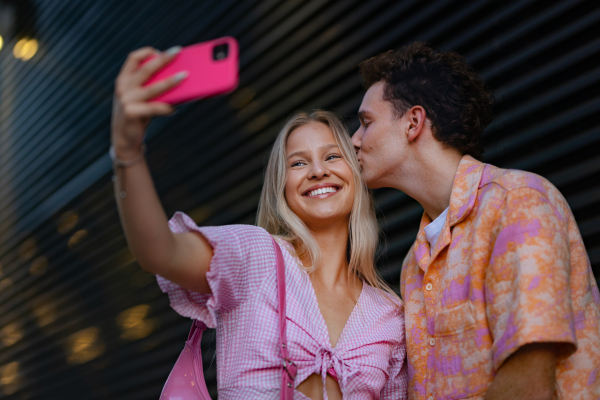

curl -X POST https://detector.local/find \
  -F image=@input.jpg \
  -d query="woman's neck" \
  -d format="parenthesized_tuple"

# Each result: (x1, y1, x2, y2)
(302, 221, 355, 289)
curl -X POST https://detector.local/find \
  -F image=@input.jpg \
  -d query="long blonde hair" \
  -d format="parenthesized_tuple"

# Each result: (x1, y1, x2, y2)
(257, 110, 398, 299)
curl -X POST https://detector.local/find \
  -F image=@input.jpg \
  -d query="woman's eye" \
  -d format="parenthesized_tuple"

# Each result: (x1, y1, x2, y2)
(326, 154, 341, 161)
(291, 161, 305, 167)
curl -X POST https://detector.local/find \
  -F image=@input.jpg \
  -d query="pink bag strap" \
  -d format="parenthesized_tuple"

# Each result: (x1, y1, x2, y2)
(273, 238, 297, 400)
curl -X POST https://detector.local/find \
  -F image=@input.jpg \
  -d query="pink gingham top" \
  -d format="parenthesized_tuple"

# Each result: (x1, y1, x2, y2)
(157, 212, 408, 400)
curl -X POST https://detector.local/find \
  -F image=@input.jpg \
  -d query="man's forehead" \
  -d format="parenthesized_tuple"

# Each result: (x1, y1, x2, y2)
(359, 83, 388, 114)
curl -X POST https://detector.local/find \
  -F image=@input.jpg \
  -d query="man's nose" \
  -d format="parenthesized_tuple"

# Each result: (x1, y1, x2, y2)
(352, 129, 362, 153)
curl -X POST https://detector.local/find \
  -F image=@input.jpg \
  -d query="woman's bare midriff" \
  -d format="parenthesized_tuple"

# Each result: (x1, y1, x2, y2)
(297, 373, 342, 400)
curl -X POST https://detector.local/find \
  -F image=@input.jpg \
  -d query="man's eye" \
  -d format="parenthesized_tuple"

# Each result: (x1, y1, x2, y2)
(363, 121, 370, 128)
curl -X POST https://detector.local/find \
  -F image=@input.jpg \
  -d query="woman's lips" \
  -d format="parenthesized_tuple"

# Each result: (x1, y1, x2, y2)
(305, 186, 340, 198)
(303, 183, 342, 196)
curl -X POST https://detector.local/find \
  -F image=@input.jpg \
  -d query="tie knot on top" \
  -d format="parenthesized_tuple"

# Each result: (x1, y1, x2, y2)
(313, 347, 357, 400)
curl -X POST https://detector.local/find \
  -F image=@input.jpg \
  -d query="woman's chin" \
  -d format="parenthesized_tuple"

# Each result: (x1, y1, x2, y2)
(302, 212, 350, 230)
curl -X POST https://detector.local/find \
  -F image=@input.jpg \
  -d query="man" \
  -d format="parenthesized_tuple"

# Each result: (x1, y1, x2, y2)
(352, 42, 600, 400)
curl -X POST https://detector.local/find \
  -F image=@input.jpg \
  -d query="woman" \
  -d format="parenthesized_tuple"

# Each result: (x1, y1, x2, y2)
(111, 47, 407, 400)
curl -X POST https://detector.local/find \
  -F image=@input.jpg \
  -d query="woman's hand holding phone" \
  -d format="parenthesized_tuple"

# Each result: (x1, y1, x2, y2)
(112, 38, 239, 160)
(111, 46, 187, 161)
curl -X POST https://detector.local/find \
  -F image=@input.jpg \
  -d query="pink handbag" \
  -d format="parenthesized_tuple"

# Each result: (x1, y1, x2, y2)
(160, 238, 297, 399)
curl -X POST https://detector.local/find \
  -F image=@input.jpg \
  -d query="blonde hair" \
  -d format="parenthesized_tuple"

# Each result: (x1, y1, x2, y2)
(257, 110, 398, 300)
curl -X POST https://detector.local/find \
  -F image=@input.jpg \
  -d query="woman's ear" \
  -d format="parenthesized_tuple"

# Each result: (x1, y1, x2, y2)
(405, 106, 427, 142)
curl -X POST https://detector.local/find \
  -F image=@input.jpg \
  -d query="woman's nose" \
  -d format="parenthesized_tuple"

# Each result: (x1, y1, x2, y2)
(308, 160, 330, 179)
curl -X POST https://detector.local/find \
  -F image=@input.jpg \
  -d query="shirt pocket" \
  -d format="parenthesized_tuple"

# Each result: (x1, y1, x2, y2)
(433, 302, 491, 400)
(434, 301, 476, 335)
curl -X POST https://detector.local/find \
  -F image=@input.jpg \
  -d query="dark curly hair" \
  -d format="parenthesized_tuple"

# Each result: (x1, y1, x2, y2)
(358, 42, 494, 160)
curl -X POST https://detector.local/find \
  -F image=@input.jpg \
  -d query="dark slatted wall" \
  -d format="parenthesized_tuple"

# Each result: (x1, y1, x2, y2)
(0, 0, 598, 398)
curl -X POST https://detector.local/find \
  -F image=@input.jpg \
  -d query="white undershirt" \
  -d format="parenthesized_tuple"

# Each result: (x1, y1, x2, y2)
(424, 207, 449, 254)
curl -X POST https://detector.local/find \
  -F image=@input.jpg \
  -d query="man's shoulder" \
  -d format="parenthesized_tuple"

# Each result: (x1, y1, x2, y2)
(479, 164, 572, 223)
(481, 163, 560, 200)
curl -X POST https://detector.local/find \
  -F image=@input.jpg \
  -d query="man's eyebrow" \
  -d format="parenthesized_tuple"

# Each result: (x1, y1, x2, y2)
(357, 110, 369, 121)
(287, 143, 339, 159)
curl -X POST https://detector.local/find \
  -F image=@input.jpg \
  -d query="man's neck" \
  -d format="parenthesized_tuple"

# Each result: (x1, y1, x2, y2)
(399, 148, 463, 221)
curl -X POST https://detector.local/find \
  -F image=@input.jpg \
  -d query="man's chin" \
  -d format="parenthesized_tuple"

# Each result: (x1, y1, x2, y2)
(362, 172, 382, 189)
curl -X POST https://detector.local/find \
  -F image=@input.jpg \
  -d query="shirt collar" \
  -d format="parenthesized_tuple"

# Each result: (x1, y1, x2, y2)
(414, 155, 485, 272)
(447, 155, 485, 227)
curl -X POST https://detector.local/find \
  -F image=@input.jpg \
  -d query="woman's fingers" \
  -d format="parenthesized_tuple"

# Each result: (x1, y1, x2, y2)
(122, 71, 187, 103)
(142, 71, 188, 100)
(123, 102, 175, 119)
(120, 47, 157, 76)
(132, 46, 182, 86)
(114, 47, 185, 122)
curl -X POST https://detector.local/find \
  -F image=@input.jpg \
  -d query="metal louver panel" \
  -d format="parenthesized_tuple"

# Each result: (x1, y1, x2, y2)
(0, 0, 598, 398)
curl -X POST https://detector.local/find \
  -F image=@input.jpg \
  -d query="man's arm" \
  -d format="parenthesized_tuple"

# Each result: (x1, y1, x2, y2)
(485, 343, 556, 400)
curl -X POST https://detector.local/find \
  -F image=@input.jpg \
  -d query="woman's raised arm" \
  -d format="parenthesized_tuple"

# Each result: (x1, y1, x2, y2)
(111, 47, 213, 293)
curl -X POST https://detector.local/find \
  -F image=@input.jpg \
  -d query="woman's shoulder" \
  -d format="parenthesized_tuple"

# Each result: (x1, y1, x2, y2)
(361, 283, 404, 315)
(169, 211, 272, 241)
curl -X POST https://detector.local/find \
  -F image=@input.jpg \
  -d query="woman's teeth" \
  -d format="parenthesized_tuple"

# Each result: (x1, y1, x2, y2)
(307, 187, 338, 197)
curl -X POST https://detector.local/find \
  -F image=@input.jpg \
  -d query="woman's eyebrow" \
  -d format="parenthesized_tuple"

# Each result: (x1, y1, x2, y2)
(287, 144, 338, 159)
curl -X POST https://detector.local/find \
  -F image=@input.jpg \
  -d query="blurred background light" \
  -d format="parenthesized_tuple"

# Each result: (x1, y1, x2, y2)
(32, 302, 57, 328)
(67, 229, 88, 248)
(0, 278, 13, 291)
(0, 323, 23, 347)
(13, 37, 37, 60)
(117, 304, 157, 341)
(29, 256, 47, 275)
(66, 327, 105, 364)
(0, 362, 20, 396)
(57, 211, 79, 234)
(18, 238, 36, 261)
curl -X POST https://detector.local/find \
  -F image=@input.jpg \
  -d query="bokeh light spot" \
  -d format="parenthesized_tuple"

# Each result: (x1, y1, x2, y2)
(29, 256, 48, 275)
(0, 278, 13, 291)
(13, 38, 38, 60)
(67, 230, 88, 248)
(117, 304, 156, 341)
(57, 211, 79, 234)
(67, 327, 105, 364)
(19, 238, 36, 261)
(0, 361, 20, 395)
(32, 302, 57, 327)
(0, 323, 23, 347)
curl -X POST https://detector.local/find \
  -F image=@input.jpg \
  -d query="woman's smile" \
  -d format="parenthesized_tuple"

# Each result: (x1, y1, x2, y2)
(304, 183, 342, 198)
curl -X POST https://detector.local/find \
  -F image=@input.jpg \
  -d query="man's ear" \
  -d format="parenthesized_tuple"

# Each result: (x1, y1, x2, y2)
(406, 106, 427, 142)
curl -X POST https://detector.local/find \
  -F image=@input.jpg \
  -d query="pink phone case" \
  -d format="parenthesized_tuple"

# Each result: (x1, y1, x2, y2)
(144, 37, 239, 105)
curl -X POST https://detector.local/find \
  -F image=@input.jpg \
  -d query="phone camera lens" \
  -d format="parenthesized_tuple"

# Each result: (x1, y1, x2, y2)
(213, 44, 229, 61)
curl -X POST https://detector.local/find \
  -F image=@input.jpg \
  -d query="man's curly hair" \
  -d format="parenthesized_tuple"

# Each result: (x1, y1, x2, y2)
(358, 42, 494, 160)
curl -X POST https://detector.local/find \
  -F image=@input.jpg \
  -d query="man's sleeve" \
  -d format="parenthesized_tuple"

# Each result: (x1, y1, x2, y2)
(485, 187, 577, 372)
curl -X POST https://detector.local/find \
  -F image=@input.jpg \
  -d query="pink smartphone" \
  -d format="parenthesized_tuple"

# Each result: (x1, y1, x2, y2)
(144, 37, 239, 105)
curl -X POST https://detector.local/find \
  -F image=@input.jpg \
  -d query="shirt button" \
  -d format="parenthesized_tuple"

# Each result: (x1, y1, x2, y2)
(425, 283, 433, 291)
(429, 338, 436, 346)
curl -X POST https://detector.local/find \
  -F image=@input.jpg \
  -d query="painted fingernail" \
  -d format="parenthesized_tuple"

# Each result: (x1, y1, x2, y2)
(165, 46, 182, 56)
(173, 71, 189, 81)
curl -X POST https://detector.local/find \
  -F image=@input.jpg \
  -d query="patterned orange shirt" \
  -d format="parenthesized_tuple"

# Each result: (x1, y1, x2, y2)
(400, 155, 600, 400)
